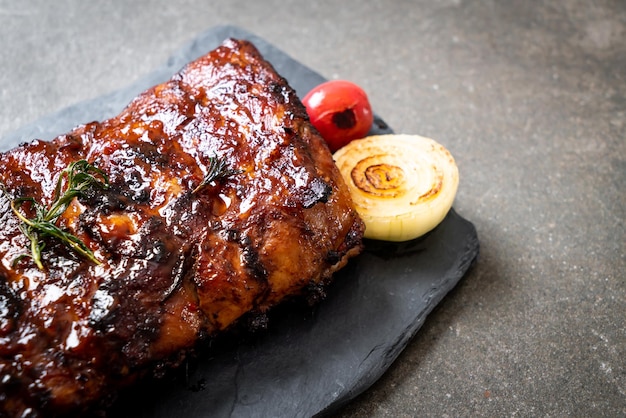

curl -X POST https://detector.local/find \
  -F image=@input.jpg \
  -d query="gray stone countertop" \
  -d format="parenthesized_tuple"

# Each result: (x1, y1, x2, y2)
(0, 0, 624, 416)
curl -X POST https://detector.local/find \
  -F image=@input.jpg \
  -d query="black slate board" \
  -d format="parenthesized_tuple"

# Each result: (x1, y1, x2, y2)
(0, 25, 479, 418)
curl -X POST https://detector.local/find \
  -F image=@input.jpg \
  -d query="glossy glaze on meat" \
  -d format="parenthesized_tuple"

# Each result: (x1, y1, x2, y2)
(0, 39, 364, 416)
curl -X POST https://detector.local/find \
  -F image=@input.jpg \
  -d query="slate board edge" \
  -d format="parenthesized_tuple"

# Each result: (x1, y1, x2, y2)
(318, 209, 480, 416)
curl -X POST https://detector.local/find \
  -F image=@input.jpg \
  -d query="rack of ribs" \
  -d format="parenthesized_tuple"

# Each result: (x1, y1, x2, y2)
(0, 38, 364, 416)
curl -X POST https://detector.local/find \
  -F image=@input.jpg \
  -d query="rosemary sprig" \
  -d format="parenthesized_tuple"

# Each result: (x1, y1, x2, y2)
(11, 159, 109, 270)
(192, 155, 239, 194)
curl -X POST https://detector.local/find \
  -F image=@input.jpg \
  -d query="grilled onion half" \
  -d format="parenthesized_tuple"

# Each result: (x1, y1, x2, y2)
(333, 134, 459, 242)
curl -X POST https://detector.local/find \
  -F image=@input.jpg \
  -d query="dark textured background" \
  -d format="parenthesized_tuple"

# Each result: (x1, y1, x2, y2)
(1, 1, 624, 416)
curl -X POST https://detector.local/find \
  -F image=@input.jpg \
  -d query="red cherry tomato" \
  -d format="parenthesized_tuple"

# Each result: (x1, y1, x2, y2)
(302, 80, 374, 152)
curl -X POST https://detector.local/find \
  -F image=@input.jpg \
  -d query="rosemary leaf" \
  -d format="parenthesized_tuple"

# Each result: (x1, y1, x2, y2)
(192, 156, 239, 194)
(10, 159, 109, 269)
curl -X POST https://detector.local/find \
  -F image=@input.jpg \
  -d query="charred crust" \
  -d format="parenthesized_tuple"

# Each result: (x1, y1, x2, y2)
(118, 170, 151, 204)
(130, 217, 168, 259)
(145, 240, 168, 262)
(301, 177, 332, 209)
(240, 235, 268, 283)
(129, 142, 170, 167)
(57, 132, 85, 151)
(324, 250, 342, 265)
(89, 291, 119, 332)
(81, 188, 129, 214)
(343, 216, 366, 251)
(162, 248, 192, 301)
(0, 277, 20, 338)
(222, 228, 239, 242)
(269, 82, 287, 101)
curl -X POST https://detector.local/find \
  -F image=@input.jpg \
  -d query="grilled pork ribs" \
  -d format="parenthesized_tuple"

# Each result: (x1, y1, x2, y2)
(0, 39, 364, 416)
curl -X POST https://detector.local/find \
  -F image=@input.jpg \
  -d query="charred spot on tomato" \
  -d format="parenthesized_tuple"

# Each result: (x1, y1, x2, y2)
(332, 108, 357, 130)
